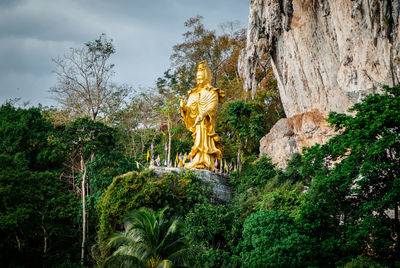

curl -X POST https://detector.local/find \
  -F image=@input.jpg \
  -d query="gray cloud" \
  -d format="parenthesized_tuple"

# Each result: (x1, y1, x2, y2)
(0, 0, 250, 106)
(0, 0, 25, 9)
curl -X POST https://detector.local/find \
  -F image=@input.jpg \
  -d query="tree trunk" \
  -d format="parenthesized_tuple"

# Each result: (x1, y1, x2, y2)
(86, 152, 95, 249)
(131, 132, 136, 158)
(167, 114, 172, 167)
(86, 177, 89, 239)
(40, 213, 48, 254)
(80, 155, 87, 265)
(15, 235, 21, 251)
(140, 132, 145, 153)
(395, 203, 399, 262)
(237, 143, 242, 176)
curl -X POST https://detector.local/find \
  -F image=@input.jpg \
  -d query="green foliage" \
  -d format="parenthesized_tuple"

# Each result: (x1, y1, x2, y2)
(342, 255, 387, 268)
(86, 152, 139, 250)
(298, 84, 400, 264)
(95, 171, 210, 266)
(191, 249, 241, 268)
(156, 69, 180, 96)
(170, 124, 193, 155)
(296, 196, 345, 266)
(258, 181, 304, 217)
(85, 33, 115, 58)
(185, 203, 241, 250)
(231, 155, 277, 190)
(0, 104, 81, 267)
(240, 210, 311, 267)
(0, 104, 64, 170)
(62, 117, 116, 159)
(97, 170, 210, 242)
(221, 100, 266, 159)
(224, 100, 253, 139)
(106, 207, 196, 268)
(252, 83, 285, 131)
(184, 203, 244, 268)
(86, 153, 139, 214)
(229, 156, 280, 218)
(277, 152, 308, 183)
(87, 153, 139, 192)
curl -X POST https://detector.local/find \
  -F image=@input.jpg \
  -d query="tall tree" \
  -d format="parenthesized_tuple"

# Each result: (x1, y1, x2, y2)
(51, 34, 129, 121)
(156, 70, 182, 166)
(62, 117, 116, 264)
(171, 16, 246, 98)
(121, 91, 163, 159)
(223, 100, 265, 174)
(298, 84, 400, 265)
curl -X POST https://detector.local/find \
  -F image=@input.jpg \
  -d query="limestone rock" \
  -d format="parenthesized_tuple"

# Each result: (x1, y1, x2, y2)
(240, 0, 400, 167)
(151, 167, 231, 203)
(259, 109, 336, 168)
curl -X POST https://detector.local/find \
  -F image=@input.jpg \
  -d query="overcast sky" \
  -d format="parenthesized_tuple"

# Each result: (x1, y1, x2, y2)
(0, 0, 250, 107)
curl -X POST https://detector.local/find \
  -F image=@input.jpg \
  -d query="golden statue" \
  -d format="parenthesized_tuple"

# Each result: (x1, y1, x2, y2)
(180, 60, 224, 171)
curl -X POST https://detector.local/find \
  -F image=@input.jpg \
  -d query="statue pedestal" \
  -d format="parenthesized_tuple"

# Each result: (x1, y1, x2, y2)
(150, 167, 231, 203)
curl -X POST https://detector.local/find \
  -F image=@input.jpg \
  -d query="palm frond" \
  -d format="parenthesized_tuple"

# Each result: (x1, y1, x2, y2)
(107, 206, 193, 268)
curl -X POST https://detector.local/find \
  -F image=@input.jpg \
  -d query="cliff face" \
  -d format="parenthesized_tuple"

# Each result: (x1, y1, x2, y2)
(240, 0, 400, 167)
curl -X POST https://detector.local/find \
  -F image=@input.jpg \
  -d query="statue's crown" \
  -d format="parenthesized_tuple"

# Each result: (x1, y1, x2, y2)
(197, 60, 208, 72)
(196, 60, 212, 85)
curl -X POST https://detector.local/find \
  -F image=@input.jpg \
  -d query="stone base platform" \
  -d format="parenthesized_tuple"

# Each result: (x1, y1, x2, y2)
(150, 167, 231, 203)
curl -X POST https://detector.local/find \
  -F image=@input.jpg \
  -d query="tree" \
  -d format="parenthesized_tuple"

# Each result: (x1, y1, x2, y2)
(171, 16, 246, 99)
(240, 210, 311, 267)
(223, 100, 265, 174)
(0, 104, 80, 267)
(119, 91, 163, 160)
(184, 202, 242, 267)
(298, 84, 400, 265)
(111, 102, 141, 157)
(106, 207, 196, 268)
(51, 33, 129, 121)
(62, 117, 116, 264)
(185, 203, 241, 250)
(156, 70, 183, 166)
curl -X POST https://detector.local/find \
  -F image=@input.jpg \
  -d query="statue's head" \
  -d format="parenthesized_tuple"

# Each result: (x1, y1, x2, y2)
(196, 60, 212, 86)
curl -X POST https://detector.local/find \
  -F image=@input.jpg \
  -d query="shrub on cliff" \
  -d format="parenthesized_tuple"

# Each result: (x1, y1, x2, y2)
(297, 84, 400, 265)
(240, 210, 311, 267)
(94, 170, 211, 265)
(97, 170, 210, 241)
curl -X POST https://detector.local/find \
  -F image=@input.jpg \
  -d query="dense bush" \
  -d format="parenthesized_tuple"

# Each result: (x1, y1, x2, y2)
(240, 210, 311, 267)
(231, 155, 277, 190)
(191, 249, 241, 268)
(258, 181, 303, 217)
(185, 203, 241, 249)
(97, 170, 210, 242)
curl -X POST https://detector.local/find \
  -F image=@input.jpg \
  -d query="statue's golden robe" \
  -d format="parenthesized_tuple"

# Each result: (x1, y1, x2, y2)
(180, 61, 224, 171)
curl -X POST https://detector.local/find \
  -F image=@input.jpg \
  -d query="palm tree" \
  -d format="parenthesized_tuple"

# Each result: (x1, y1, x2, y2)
(106, 207, 196, 268)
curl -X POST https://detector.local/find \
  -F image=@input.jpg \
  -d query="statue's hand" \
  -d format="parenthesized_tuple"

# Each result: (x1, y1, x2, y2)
(193, 114, 203, 127)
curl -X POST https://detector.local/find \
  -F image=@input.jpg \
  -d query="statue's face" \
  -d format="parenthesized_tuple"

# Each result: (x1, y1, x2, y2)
(196, 71, 205, 85)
